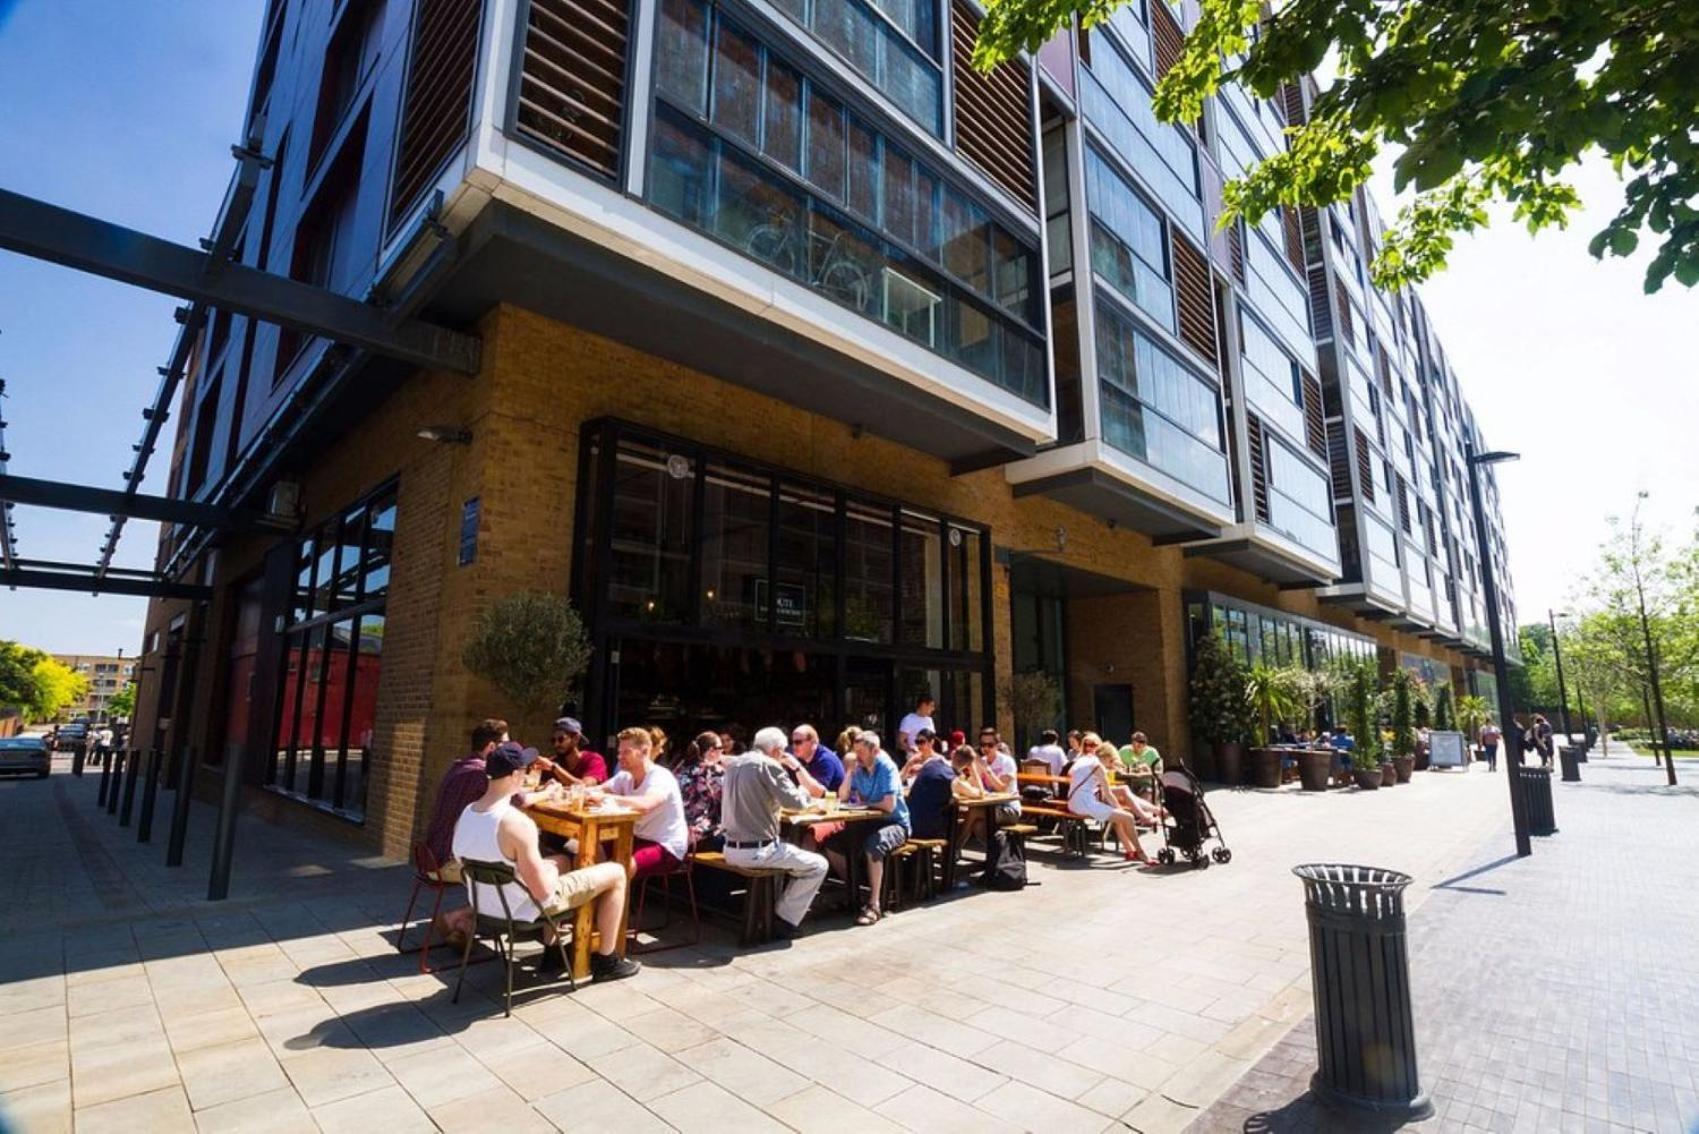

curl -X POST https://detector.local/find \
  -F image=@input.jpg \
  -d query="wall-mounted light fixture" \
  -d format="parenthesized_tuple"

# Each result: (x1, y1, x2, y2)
(418, 425, 472, 445)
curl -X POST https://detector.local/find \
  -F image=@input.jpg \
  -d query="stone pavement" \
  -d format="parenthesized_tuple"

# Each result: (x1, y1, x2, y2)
(1190, 743, 1699, 1134)
(0, 750, 1513, 1133)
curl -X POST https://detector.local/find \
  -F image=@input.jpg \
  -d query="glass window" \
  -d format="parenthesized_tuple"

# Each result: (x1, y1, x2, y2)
(883, 143, 916, 246)
(337, 613, 381, 815)
(805, 87, 846, 199)
(770, 0, 943, 135)
(1240, 309, 1306, 443)
(763, 59, 802, 172)
(1079, 36, 1202, 236)
(609, 442, 696, 622)
(941, 191, 990, 293)
(1084, 145, 1171, 330)
(702, 461, 772, 629)
(656, 0, 710, 115)
(847, 120, 878, 220)
(898, 510, 942, 648)
(710, 18, 761, 146)
(776, 482, 837, 638)
(649, 111, 713, 227)
(947, 525, 984, 652)
(1266, 438, 1336, 560)
(843, 501, 894, 643)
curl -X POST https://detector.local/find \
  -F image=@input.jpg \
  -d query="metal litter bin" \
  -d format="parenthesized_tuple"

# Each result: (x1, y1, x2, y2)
(1294, 864, 1431, 1120)
(1558, 745, 1581, 783)
(1517, 764, 1558, 834)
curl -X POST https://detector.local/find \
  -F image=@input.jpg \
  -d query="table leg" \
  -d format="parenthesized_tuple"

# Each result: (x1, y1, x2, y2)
(571, 816, 600, 981)
(611, 826, 633, 959)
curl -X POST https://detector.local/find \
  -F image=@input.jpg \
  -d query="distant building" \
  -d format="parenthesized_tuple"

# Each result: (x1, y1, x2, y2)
(52, 655, 137, 723)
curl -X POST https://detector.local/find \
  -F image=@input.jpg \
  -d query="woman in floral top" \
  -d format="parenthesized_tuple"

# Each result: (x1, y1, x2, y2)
(674, 730, 726, 851)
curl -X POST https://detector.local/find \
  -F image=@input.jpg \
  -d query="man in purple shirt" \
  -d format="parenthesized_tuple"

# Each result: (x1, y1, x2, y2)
(424, 718, 509, 881)
(543, 717, 609, 786)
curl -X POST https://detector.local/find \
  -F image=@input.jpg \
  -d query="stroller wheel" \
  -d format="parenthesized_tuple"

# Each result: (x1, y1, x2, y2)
(1212, 847, 1232, 864)
(1192, 854, 1209, 869)
(1157, 847, 1175, 866)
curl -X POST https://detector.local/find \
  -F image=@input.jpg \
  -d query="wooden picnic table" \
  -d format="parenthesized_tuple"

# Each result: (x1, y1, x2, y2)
(782, 805, 889, 913)
(524, 797, 638, 979)
(951, 792, 1019, 888)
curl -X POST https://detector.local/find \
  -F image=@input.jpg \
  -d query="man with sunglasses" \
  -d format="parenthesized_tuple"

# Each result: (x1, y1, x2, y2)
(787, 724, 844, 795)
(539, 716, 608, 786)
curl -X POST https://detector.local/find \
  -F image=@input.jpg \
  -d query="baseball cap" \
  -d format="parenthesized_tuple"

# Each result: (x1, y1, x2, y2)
(554, 717, 583, 736)
(487, 742, 540, 778)
(949, 730, 966, 748)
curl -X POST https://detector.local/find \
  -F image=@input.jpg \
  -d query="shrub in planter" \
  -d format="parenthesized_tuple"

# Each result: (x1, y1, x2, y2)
(1388, 669, 1418, 784)
(1341, 660, 1382, 790)
(462, 592, 594, 731)
(1189, 630, 1253, 784)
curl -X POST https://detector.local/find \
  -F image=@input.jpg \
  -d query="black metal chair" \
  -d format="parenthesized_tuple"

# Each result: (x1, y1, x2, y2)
(452, 858, 576, 1016)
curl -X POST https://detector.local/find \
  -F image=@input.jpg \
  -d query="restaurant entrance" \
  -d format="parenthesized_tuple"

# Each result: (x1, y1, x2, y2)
(575, 420, 995, 750)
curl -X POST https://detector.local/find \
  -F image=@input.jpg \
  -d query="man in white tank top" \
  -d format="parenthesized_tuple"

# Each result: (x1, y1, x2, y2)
(452, 742, 640, 981)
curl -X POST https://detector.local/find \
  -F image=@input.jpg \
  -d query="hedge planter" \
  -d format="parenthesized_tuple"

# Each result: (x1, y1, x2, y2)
(1297, 749, 1333, 792)
(1249, 748, 1284, 789)
(1354, 767, 1382, 790)
(1393, 755, 1415, 783)
(1380, 762, 1397, 787)
(1216, 742, 1245, 787)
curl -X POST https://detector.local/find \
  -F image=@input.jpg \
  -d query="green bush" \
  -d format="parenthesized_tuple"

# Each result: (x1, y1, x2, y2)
(462, 592, 593, 716)
(1189, 630, 1254, 747)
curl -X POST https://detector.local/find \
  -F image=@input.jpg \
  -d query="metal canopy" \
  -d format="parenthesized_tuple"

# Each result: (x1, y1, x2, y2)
(0, 187, 480, 375)
(0, 473, 285, 531)
(1, 564, 210, 600)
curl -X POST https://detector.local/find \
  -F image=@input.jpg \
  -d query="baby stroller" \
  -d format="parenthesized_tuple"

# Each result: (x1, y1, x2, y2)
(1155, 766, 1231, 868)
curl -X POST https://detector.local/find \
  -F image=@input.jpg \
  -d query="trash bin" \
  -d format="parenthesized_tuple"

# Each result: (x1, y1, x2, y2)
(1517, 764, 1557, 835)
(1558, 745, 1581, 783)
(1293, 864, 1432, 1121)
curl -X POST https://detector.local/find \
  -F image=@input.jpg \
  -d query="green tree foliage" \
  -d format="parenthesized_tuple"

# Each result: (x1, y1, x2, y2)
(972, 0, 1699, 293)
(1342, 659, 1380, 771)
(106, 682, 137, 721)
(1244, 663, 1303, 746)
(0, 642, 88, 723)
(1388, 668, 1417, 759)
(1433, 683, 1454, 731)
(1189, 629, 1254, 746)
(1456, 694, 1491, 739)
(1511, 622, 1563, 710)
(462, 593, 593, 717)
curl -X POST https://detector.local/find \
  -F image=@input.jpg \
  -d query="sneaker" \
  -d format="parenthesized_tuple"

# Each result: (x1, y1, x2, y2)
(533, 946, 570, 975)
(771, 918, 802, 941)
(589, 951, 641, 982)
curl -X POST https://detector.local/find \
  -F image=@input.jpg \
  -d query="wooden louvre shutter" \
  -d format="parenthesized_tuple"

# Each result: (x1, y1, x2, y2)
(1396, 476, 1411, 533)
(1278, 82, 1305, 127)
(951, 1, 1036, 208)
(1151, 1, 1185, 79)
(1333, 277, 1354, 345)
(1328, 425, 1351, 500)
(1354, 428, 1374, 504)
(1246, 414, 1270, 523)
(389, 0, 482, 232)
(1171, 234, 1218, 366)
(1306, 262, 1332, 341)
(1376, 344, 1394, 395)
(1281, 207, 1305, 272)
(1302, 371, 1326, 457)
(516, 0, 630, 180)
(1227, 221, 1246, 284)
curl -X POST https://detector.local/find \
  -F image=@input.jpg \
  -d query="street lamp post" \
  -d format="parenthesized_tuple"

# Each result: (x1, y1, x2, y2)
(1548, 609, 1572, 742)
(1466, 442, 1531, 858)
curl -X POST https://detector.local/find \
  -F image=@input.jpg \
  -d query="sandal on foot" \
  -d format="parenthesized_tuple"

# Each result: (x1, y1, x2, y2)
(856, 906, 882, 926)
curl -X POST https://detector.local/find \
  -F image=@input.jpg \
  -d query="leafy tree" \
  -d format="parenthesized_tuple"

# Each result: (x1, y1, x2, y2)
(1388, 668, 1418, 759)
(1342, 660, 1380, 772)
(28, 657, 86, 722)
(1244, 663, 1303, 746)
(1456, 694, 1491, 741)
(462, 593, 593, 719)
(1189, 629, 1254, 748)
(0, 641, 42, 711)
(972, 0, 1699, 294)
(1003, 669, 1063, 749)
(1433, 683, 1454, 731)
(106, 682, 137, 721)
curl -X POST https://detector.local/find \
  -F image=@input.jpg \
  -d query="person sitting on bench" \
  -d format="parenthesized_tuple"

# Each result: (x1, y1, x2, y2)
(720, 727, 829, 940)
(1068, 742, 1152, 864)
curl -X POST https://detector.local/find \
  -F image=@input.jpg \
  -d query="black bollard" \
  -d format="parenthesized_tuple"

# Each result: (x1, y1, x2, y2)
(106, 750, 127, 815)
(207, 751, 244, 901)
(96, 750, 113, 806)
(119, 747, 142, 827)
(71, 743, 86, 778)
(137, 749, 163, 843)
(165, 747, 197, 868)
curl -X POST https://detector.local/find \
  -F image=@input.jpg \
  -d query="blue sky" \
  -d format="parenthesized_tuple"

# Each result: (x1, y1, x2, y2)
(1, 1, 1695, 655)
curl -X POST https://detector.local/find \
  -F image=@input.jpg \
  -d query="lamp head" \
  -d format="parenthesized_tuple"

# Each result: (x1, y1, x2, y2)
(1469, 450, 1519, 466)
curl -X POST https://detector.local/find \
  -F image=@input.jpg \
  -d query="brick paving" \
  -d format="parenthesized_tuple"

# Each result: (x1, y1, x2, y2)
(1190, 743, 1699, 1134)
(0, 749, 1516, 1132)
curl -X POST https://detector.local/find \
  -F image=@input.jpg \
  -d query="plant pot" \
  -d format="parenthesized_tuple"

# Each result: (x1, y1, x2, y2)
(1380, 762, 1397, 787)
(1215, 742, 1245, 787)
(1297, 749, 1332, 791)
(1353, 766, 1381, 790)
(1394, 755, 1415, 783)
(1413, 747, 1429, 772)
(1190, 740, 1216, 782)
(1249, 747, 1284, 789)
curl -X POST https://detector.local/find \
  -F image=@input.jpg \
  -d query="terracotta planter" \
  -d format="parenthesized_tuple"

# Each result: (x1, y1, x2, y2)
(1380, 762, 1397, 787)
(1249, 747, 1284, 789)
(1215, 742, 1245, 786)
(1353, 767, 1381, 790)
(1394, 755, 1415, 783)
(1297, 749, 1332, 792)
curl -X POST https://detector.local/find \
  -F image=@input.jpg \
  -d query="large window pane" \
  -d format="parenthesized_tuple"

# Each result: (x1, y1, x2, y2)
(898, 510, 942, 647)
(609, 442, 696, 622)
(655, 0, 710, 115)
(710, 19, 761, 146)
(713, 135, 805, 279)
(777, 483, 837, 638)
(847, 119, 878, 221)
(649, 112, 713, 227)
(363, 494, 396, 598)
(882, 144, 916, 246)
(762, 59, 802, 172)
(947, 526, 983, 652)
(806, 88, 846, 200)
(702, 461, 771, 630)
(843, 501, 893, 643)
(808, 208, 880, 317)
(337, 613, 382, 816)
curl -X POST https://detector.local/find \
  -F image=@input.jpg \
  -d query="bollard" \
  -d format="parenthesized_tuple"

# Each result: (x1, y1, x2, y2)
(106, 750, 127, 815)
(165, 747, 197, 868)
(1294, 864, 1431, 1120)
(71, 743, 86, 778)
(207, 750, 245, 901)
(137, 749, 163, 843)
(119, 748, 142, 826)
(96, 751, 113, 806)
(1516, 765, 1558, 834)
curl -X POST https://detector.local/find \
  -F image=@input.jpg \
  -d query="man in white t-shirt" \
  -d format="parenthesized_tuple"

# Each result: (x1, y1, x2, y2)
(895, 694, 936, 755)
(601, 727, 690, 878)
(976, 726, 1021, 821)
(1026, 728, 1067, 777)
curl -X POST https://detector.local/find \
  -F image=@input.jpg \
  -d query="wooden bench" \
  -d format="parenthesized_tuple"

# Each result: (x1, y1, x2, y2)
(884, 838, 947, 910)
(1010, 803, 1093, 857)
(689, 852, 786, 945)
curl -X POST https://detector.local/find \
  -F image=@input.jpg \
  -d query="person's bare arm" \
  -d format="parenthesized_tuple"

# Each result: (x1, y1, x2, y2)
(502, 812, 560, 904)
(953, 774, 984, 800)
(980, 758, 1013, 793)
(779, 752, 825, 798)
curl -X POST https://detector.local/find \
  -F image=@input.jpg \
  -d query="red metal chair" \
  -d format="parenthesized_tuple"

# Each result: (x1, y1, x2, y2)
(630, 851, 700, 953)
(397, 842, 458, 973)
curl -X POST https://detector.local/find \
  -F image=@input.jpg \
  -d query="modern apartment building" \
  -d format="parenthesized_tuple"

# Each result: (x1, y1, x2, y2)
(51, 654, 138, 722)
(132, 0, 1517, 852)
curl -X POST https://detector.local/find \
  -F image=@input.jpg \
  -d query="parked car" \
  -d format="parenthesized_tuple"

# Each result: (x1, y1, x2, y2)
(53, 722, 88, 755)
(0, 736, 51, 778)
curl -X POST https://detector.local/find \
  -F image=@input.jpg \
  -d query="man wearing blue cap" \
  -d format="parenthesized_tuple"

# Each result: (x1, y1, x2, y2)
(452, 741, 640, 981)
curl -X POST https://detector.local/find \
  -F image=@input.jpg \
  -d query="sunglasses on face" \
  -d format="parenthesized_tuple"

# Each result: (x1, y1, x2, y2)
(792, 736, 811, 744)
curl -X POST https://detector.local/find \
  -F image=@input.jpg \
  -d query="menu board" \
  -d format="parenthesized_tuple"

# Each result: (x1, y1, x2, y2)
(1428, 730, 1468, 768)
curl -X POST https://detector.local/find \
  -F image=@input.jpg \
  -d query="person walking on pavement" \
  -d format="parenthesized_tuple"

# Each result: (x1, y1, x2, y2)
(1479, 720, 1501, 772)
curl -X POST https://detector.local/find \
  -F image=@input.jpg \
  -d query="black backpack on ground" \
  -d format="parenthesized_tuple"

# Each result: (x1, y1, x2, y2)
(982, 828, 1029, 890)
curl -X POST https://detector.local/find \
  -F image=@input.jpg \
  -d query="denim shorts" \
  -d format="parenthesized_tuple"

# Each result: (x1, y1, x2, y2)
(828, 819, 909, 861)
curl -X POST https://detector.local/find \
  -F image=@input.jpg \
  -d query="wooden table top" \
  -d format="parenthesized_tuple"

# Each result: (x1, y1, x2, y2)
(1017, 771, 1069, 785)
(524, 798, 641, 824)
(782, 806, 885, 825)
(957, 792, 1020, 807)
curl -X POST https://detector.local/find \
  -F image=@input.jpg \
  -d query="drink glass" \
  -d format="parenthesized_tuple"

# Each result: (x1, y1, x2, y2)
(823, 793, 838, 814)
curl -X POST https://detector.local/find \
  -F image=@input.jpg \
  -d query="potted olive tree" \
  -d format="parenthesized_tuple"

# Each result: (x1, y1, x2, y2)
(1291, 668, 1337, 791)
(1389, 668, 1418, 783)
(1245, 663, 1301, 788)
(1189, 629, 1252, 785)
(1343, 660, 1383, 790)
(462, 592, 594, 738)
(1003, 670, 1062, 756)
